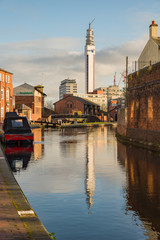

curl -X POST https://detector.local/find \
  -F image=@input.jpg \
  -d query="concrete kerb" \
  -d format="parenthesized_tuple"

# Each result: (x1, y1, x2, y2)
(0, 144, 52, 240)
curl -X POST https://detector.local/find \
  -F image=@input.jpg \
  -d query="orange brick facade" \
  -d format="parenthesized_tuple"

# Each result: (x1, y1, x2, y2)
(127, 62, 160, 143)
(14, 84, 46, 121)
(0, 69, 13, 122)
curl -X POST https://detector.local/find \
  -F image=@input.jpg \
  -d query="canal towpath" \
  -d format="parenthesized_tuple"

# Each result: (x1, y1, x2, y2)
(0, 144, 52, 240)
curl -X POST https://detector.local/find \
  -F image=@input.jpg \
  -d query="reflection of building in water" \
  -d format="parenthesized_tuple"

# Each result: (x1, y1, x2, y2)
(33, 128, 43, 160)
(85, 132, 95, 210)
(117, 142, 160, 239)
(60, 139, 78, 158)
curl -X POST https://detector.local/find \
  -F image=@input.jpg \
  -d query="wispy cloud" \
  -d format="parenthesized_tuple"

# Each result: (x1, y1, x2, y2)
(0, 35, 147, 101)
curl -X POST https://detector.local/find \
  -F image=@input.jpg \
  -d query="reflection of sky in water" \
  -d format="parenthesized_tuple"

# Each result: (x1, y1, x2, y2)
(12, 127, 159, 240)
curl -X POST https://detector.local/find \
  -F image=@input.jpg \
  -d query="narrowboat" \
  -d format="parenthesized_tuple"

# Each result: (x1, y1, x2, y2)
(3, 112, 33, 146)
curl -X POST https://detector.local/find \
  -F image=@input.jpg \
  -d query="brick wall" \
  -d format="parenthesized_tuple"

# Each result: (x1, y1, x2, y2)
(117, 108, 127, 136)
(15, 95, 43, 121)
(15, 96, 34, 110)
(55, 96, 84, 114)
(0, 70, 13, 121)
(127, 62, 160, 143)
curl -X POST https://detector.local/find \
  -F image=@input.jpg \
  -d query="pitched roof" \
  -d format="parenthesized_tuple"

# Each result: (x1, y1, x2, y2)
(13, 83, 34, 96)
(152, 37, 160, 46)
(54, 95, 100, 107)
(73, 96, 99, 106)
(35, 85, 47, 96)
(13, 83, 47, 96)
(15, 104, 32, 110)
(0, 68, 13, 75)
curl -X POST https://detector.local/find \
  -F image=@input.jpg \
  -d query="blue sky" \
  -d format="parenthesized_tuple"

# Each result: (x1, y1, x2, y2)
(0, 0, 160, 100)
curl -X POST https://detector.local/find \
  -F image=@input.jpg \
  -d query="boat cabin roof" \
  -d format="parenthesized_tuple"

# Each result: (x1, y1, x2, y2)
(4, 113, 31, 134)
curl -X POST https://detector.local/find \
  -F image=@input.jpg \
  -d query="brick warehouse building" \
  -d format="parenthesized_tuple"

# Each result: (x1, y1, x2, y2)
(0, 68, 13, 122)
(13, 83, 46, 121)
(123, 61, 160, 145)
(54, 95, 101, 116)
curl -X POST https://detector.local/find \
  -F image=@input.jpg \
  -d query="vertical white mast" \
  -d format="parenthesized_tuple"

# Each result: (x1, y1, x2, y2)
(85, 19, 95, 93)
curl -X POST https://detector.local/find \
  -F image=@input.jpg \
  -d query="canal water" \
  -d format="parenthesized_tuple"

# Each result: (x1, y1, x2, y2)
(4, 126, 160, 240)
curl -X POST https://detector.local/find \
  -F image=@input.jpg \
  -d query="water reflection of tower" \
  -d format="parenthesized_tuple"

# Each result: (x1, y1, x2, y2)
(85, 132, 95, 210)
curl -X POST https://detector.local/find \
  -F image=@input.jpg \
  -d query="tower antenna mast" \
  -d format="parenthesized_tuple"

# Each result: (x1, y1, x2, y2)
(89, 18, 95, 26)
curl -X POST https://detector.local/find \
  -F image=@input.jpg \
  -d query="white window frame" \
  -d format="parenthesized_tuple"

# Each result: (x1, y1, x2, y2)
(2, 74, 4, 82)
(8, 75, 10, 83)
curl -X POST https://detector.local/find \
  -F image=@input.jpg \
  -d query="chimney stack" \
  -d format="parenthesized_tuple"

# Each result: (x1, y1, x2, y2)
(149, 20, 158, 39)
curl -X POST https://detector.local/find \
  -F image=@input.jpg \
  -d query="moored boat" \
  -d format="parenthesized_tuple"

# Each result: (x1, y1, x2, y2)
(3, 112, 33, 146)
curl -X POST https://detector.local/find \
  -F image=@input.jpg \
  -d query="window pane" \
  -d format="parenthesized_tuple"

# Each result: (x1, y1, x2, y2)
(11, 119, 23, 128)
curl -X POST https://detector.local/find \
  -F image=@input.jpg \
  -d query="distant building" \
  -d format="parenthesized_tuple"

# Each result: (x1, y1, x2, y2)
(54, 95, 100, 116)
(107, 85, 124, 99)
(73, 92, 108, 112)
(108, 98, 124, 122)
(85, 23, 95, 93)
(0, 68, 13, 121)
(138, 21, 160, 69)
(13, 83, 46, 121)
(59, 78, 77, 99)
(95, 86, 124, 99)
(95, 87, 108, 95)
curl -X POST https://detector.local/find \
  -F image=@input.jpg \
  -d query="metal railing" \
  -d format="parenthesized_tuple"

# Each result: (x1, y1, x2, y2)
(128, 60, 159, 74)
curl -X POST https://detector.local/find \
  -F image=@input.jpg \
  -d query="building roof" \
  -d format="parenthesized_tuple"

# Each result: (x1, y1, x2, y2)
(35, 85, 47, 96)
(15, 104, 32, 110)
(152, 37, 160, 46)
(13, 83, 47, 96)
(60, 78, 77, 85)
(73, 96, 99, 106)
(14, 83, 34, 96)
(0, 68, 13, 75)
(54, 95, 100, 107)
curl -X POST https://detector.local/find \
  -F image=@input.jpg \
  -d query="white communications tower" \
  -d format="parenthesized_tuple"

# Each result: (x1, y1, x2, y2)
(85, 19, 95, 93)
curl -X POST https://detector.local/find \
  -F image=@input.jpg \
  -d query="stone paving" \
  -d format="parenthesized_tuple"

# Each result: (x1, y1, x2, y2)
(0, 145, 52, 240)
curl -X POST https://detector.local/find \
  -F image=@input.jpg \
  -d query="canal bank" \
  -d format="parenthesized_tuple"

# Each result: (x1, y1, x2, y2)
(0, 144, 52, 240)
(61, 122, 117, 128)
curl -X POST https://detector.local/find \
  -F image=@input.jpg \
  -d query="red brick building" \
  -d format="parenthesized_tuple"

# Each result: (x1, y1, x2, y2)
(13, 83, 46, 121)
(126, 62, 160, 144)
(54, 95, 100, 115)
(117, 61, 160, 147)
(108, 99, 119, 121)
(0, 68, 13, 122)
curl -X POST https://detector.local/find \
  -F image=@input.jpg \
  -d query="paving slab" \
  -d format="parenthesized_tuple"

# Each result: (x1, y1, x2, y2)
(0, 144, 52, 240)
